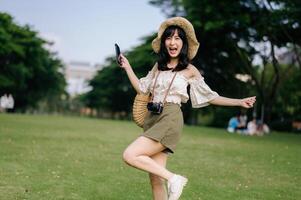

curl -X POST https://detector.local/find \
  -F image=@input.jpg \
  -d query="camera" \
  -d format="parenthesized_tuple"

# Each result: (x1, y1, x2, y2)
(147, 102, 164, 114)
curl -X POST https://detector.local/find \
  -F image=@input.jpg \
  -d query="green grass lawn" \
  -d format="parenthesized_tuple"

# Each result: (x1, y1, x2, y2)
(0, 113, 300, 200)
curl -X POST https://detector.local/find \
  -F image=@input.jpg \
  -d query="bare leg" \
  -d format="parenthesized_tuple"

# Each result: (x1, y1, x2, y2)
(123, 136, 174, 180)
(149, 152, 168, 200)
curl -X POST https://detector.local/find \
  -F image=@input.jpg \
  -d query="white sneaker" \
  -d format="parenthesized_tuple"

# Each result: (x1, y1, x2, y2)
(167, 175, 188, 200)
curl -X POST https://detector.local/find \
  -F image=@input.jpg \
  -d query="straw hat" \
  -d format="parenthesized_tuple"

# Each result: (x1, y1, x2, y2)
(152, 17, 200, 60)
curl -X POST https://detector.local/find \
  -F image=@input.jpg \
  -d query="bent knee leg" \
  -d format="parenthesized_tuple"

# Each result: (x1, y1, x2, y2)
(149, 173, 165, 188)
(122, 148, 137, 166)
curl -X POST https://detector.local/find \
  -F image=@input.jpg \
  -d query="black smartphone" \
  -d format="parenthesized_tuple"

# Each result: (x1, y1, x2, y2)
(115, 43, 121, 65)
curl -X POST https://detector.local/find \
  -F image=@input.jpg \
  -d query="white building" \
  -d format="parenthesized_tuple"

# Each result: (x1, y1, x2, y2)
(64, 61, 102, 96)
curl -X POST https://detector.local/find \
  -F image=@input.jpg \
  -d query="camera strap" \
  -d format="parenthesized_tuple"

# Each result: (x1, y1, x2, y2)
(162, 72, 177, 105)
(150, 70, 178, 105)
(150, 71, 160, 102)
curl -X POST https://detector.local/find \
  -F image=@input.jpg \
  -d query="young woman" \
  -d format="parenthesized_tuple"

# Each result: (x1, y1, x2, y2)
(118, 17, 256, 200)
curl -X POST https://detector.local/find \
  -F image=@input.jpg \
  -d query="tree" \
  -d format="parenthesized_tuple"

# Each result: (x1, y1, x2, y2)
(0, 12, 66, 111)
(86, 0, 301, 128)
(84, 36, 157, 117)
(270, 65, 301, 130)
(150, 0, 301, 124)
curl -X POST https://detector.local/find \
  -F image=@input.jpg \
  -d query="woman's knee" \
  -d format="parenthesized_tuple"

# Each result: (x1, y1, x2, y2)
(122, 148, 136, 165)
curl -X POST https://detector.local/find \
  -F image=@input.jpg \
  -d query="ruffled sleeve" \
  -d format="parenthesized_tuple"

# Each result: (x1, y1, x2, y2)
(138, 64, 157, 94)
(189, 76, 219, 108)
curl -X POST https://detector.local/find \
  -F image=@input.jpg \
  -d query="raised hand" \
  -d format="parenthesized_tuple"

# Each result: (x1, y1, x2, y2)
(239, 96, 256, 108)
(118, 54, 131, 70)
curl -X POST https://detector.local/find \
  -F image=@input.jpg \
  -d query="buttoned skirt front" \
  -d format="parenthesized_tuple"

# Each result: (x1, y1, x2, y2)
(142, 103, 183, 153)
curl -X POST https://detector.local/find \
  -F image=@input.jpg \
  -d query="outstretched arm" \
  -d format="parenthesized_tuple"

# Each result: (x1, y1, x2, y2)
(209, 96, 256, 108)
(188, 65, 256, 109)
(119, 54, 141, 94)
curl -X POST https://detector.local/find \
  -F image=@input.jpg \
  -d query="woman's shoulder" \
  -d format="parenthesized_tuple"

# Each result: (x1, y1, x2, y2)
(182, 64, 202, 79)
(150, 62, 158, 72)
(187, 64, 199, 73)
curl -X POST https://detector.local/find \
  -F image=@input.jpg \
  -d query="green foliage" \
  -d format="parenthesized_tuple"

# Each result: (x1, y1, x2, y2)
(274, 67, 301, 119)
(150, 0, 301, 126)
(86, 1, 301, 128)
(0, 113, 300, 199)
(85, 36, 157, 113)
(0, 12, 66, 111)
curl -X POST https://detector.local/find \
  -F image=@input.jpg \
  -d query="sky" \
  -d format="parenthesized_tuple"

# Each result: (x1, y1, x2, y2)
(0, 0, 166, 65)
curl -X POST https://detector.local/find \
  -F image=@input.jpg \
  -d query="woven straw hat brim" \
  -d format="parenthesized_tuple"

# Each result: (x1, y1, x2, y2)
(152, 17, 200, 60)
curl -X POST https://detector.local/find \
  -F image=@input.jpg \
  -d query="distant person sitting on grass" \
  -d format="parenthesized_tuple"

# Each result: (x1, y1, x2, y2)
(227, 114, 246, 133)
(247, 118, 258, 135)
(247, 118, 270, 136)
(238, 112, 247, 130)
(256, 120, 270, 135)
(118, 17, 256, 200)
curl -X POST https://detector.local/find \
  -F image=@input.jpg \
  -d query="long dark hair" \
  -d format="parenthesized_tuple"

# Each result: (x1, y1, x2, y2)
(157, 25, 190, 72)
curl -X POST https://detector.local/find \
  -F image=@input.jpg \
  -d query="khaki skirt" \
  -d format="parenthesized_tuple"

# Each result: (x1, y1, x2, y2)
(142, 103, 184, 153)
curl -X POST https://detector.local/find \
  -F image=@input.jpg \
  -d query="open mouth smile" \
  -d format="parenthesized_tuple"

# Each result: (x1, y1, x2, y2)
(168, 47, 178, 55)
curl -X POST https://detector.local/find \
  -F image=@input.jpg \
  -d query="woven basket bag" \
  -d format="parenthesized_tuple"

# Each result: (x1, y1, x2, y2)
(132, 93, 150, 128)
(132, 69, 177, 128)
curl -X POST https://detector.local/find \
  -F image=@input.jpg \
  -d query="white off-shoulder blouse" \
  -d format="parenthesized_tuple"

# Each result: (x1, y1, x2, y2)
(138, 66, 219, 108)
